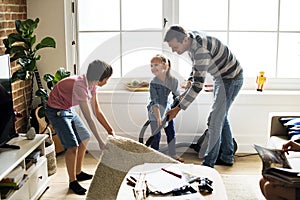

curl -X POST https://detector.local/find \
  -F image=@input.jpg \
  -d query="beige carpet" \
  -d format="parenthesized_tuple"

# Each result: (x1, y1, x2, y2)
(221, 174, 265, 200)
(86, 136, 178, 200)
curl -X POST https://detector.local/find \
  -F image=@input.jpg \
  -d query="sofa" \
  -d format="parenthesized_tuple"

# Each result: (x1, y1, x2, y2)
(267, 112, 300, 170)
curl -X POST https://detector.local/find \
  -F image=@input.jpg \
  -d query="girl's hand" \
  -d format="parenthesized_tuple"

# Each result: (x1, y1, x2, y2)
(157, 118, 162, 126)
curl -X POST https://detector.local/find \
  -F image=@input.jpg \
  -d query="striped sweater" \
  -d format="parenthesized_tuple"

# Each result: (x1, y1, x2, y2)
(179, 31, 242, 110)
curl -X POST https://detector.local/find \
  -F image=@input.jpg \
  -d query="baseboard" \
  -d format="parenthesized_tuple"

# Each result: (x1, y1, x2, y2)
(86, 132, 259, 154)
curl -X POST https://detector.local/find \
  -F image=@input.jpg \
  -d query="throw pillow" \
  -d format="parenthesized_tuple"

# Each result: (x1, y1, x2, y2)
(279, 117, 300, 140)
(284, 118, 300, 127)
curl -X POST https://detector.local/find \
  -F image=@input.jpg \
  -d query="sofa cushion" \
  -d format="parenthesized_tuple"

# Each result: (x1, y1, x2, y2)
(268, 114, 300, 171)
(279, 117, 300, 140)
(279, 117, 299, 125)
(284, 118, 300, 127)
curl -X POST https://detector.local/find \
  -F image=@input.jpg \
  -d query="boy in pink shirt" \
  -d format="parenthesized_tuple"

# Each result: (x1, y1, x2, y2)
(46, 60, 114, 195)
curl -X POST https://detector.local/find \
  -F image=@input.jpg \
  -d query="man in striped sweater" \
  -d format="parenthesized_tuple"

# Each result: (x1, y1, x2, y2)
(164, 25, 243, 168)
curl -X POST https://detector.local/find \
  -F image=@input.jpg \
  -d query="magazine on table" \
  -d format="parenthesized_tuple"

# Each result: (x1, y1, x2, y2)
(253, 144, 300, 184)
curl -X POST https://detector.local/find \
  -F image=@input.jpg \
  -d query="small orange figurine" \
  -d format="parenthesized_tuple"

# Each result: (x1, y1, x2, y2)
(256, 71, 266, 92)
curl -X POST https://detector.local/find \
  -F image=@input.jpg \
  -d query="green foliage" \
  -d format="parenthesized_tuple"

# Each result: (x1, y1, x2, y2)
(44, 68, 71, 90)
(3, 18, 56, 82)
(35, 67, 71, 102)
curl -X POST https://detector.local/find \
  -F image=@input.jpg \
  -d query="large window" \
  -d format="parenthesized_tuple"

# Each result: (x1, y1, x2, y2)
(76, 0, 300, 89)
(77, 0, 163, 78)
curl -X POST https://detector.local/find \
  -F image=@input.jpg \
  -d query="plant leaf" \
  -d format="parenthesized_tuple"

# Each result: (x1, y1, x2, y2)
(53, 68, 70, 83)
(35, 88, 48, 97)
(43, 74, 55, 90)
(35, 37, 56, 50)
(12, 68, 27, 81)
(15, 20, 22, 33)
(9, 46, 26, 56)
(20, 18, 39, 38)
(7, 33, 25, 47)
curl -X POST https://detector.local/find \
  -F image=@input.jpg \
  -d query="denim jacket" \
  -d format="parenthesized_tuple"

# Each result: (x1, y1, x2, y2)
(147, 76, 180, 121)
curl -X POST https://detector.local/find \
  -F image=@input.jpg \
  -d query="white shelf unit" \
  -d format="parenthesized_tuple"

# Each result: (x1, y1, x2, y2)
(0, 134, 50, 200)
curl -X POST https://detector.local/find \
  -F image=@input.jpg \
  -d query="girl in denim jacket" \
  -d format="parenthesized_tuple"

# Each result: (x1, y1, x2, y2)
(147, 54, 183, 162)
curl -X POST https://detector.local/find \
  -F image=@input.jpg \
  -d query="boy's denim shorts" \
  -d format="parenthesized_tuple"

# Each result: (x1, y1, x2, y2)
(45, 105, 91, 149)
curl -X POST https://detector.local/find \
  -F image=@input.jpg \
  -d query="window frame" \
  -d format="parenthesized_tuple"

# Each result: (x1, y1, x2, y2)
(73, 0, 300, 91)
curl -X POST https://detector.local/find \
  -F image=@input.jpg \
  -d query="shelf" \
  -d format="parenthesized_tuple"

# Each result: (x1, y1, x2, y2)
(0, 134, 49, 200)
(0, 134, 47, 181)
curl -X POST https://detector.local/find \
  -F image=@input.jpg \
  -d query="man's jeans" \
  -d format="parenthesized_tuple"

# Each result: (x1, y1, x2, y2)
(202, 72, 243, 168)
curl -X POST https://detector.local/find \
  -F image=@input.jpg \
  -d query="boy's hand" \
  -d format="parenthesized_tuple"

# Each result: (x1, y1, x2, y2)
(99, 142, 108, 150)
(108, 131, 115, 137)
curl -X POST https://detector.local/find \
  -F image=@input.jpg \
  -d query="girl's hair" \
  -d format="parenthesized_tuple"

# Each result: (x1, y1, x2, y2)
(86, 60, 113, 82)
(151, 54, 174, 79)
(151, 54, 174, 88)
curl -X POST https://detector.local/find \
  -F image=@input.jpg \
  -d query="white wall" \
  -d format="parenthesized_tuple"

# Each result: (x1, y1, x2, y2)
(27, 0, 74, 107)
(27, 0, 65, 74)
(84, 89, 300, 153)
(27, 0, 73, 82)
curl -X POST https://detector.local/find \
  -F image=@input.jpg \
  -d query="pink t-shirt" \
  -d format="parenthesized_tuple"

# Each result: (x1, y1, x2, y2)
(47, 74, 97, 110)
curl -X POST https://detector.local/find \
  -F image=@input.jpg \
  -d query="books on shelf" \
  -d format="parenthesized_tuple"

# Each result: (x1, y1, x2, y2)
(25, 149, 41, 163)
(1, 166, 25, 184)
(0, 165, 28, 190)
(253, 144, 300, 185)
(0, 174, 28, 199)
(25, 149, 42, 169)
(0, 174, 28, 189)
(0, 187, 15, 199)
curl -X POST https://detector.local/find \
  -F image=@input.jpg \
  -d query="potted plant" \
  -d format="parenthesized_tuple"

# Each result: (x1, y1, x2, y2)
(3, 18, 56, 131)
(3, 18, 56, 82)
(34, 67, 70, 127)
(36, 67, 71, 103)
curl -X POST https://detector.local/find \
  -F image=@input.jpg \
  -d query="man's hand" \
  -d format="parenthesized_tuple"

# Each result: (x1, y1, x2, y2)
(166, 106, 181, 121)
(186, 80, 192, 88)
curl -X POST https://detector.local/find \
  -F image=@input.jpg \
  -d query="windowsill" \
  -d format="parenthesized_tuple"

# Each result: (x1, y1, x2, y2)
(98, 77, 300, 92)
(98, 89, 300, 95)
(96, 89, 300, 105)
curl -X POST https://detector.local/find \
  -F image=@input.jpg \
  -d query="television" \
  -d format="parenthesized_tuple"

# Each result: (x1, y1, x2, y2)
(0, 54, 19, 150)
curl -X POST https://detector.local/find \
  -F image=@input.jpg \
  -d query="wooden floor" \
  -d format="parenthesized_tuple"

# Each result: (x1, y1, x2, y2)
(39, 151, 262, 200)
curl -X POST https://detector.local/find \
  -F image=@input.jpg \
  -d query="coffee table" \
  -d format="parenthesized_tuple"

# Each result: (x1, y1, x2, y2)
(117, 163, 227, 200)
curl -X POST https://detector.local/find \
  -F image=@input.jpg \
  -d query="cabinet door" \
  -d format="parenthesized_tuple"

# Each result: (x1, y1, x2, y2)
(28, 157, 48, 198)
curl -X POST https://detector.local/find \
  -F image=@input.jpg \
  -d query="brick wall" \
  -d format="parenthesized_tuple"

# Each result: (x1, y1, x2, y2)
(0, 0, 31, 132)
